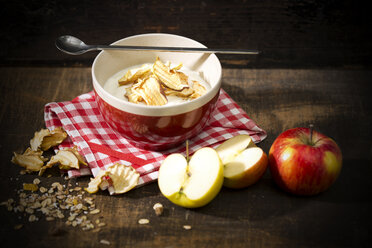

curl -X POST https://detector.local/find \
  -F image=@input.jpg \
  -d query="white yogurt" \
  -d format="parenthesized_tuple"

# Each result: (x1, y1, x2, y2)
(103, 63, 210, 106)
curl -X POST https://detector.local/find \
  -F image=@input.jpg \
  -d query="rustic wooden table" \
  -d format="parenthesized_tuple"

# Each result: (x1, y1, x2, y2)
(1, 1, 371, 247)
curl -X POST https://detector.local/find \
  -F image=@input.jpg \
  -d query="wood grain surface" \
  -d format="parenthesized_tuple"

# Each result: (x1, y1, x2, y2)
(1, 0, 371, 68)
(0, 67, 371, 247)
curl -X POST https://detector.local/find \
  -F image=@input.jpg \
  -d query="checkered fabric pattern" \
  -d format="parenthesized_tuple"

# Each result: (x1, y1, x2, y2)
(44, 89, 267, 187)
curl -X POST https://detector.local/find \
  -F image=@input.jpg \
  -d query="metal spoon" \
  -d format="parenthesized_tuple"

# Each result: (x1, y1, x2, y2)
(55, 35, 260, 55)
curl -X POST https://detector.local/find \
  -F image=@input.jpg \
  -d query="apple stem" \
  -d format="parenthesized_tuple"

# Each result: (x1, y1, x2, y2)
(309, 124, 314, 145)
(186, 140, 190, 163)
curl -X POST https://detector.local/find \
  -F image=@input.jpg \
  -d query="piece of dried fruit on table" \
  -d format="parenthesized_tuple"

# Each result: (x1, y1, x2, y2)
(153, 57, 189, 90)
(23, 183, 39, 192)
(85, 163, 140, 195)
(11, 148, 48, 172)
(30, 127, 68, 151)
(39, 147, 87, 176)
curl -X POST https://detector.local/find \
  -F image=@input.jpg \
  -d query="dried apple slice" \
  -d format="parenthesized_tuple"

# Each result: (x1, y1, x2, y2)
(170, 62, 183, 72)
(39, 147, 87, 176)
(85, 163, 140, 195)
(11, 148, 47, 172)
(30, 129, 50, 151)
(40, 127, 68, 151)
(125, 86, 143, 104)
(106, 163, 140, 194)
(65, 146, 88, 167)
(164, 61, 183, 72)
(153, 57, 188, 90)
(164, 87, 194, 98)
(139, 77, 168, 106)
(30, 127, 68, 151)
(85, 170, 107, 194)
(177, 71, 189, 83)
(118, 64, 152, 85)
(189, 81, 207, 99)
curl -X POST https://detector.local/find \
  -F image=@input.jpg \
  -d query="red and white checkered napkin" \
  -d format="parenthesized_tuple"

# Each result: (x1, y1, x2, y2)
(44, 89, 266, 187)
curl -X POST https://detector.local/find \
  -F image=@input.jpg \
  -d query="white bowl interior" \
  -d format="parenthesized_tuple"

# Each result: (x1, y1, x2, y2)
(92, 33, 222, 116)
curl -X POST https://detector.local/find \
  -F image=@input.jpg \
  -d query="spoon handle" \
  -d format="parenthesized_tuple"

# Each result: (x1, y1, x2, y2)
(90, 45, 260, 55)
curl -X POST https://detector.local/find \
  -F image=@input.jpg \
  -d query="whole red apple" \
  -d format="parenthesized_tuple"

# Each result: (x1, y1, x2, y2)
(269, 127, 342, 195)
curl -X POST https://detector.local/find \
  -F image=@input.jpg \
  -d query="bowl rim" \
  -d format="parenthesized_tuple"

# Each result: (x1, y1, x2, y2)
(92, 33, 222, 117)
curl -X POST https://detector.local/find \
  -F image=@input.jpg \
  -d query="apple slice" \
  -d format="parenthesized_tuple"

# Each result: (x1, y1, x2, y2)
(158, 147, 223, 208)
(223, 147, 268, 189)
(215, 134, 255, 165)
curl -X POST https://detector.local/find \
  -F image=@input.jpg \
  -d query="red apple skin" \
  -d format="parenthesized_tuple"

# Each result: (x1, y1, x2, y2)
(269, 127, 342, 196)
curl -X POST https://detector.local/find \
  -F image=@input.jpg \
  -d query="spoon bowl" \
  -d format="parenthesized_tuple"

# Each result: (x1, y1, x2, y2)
(55, 35, 91, 55)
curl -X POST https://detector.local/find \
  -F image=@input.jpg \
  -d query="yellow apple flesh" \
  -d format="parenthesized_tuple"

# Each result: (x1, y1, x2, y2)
(216, 134, 255, 165)
(223, 147, 268, 189)
(216, 134, 267, 189)
(158, 147, 224, 208)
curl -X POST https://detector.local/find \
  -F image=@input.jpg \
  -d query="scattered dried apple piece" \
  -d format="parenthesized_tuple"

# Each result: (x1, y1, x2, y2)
(85, 163, 140, 195)
(30, 129, 50, 151)
(11, 148, 47, 172)
(40, 127, 68, 151)
(65, 146, 88, 167)
(85, 170, 107, 194)
(39, 147, 87, 176)
(30, 127, 68, 151)
(107, 163, 140, 194)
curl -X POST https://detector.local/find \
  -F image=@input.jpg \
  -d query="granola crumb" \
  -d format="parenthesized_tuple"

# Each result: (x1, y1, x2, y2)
(100, 239, 110, 245)
(14, 224, 23, 230)
(153, 203, 163, 216)
(183, 225, 192, 230)
(28, 214, 38, 222)
(138, 218, 150, 225)
(33, 178, 41, 185)
(90, 209, 100, 215)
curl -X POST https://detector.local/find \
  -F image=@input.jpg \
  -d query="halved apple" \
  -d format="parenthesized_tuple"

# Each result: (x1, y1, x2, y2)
(158, 147, 223, 208)
(216, 135, 268, 189)
(215, 134, 255, 165)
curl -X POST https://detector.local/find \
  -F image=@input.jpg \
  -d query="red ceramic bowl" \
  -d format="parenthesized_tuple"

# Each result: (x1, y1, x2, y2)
(92, 33, 222, 150)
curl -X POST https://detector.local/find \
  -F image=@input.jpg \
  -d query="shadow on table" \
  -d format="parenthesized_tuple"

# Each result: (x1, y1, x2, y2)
(195, 157, 372, 221)
(195, 173, 309, 222)
(315, 158, 372, 204)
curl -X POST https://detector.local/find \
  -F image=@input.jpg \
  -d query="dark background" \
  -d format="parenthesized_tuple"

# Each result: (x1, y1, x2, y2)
(1, 0, 371, 68)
